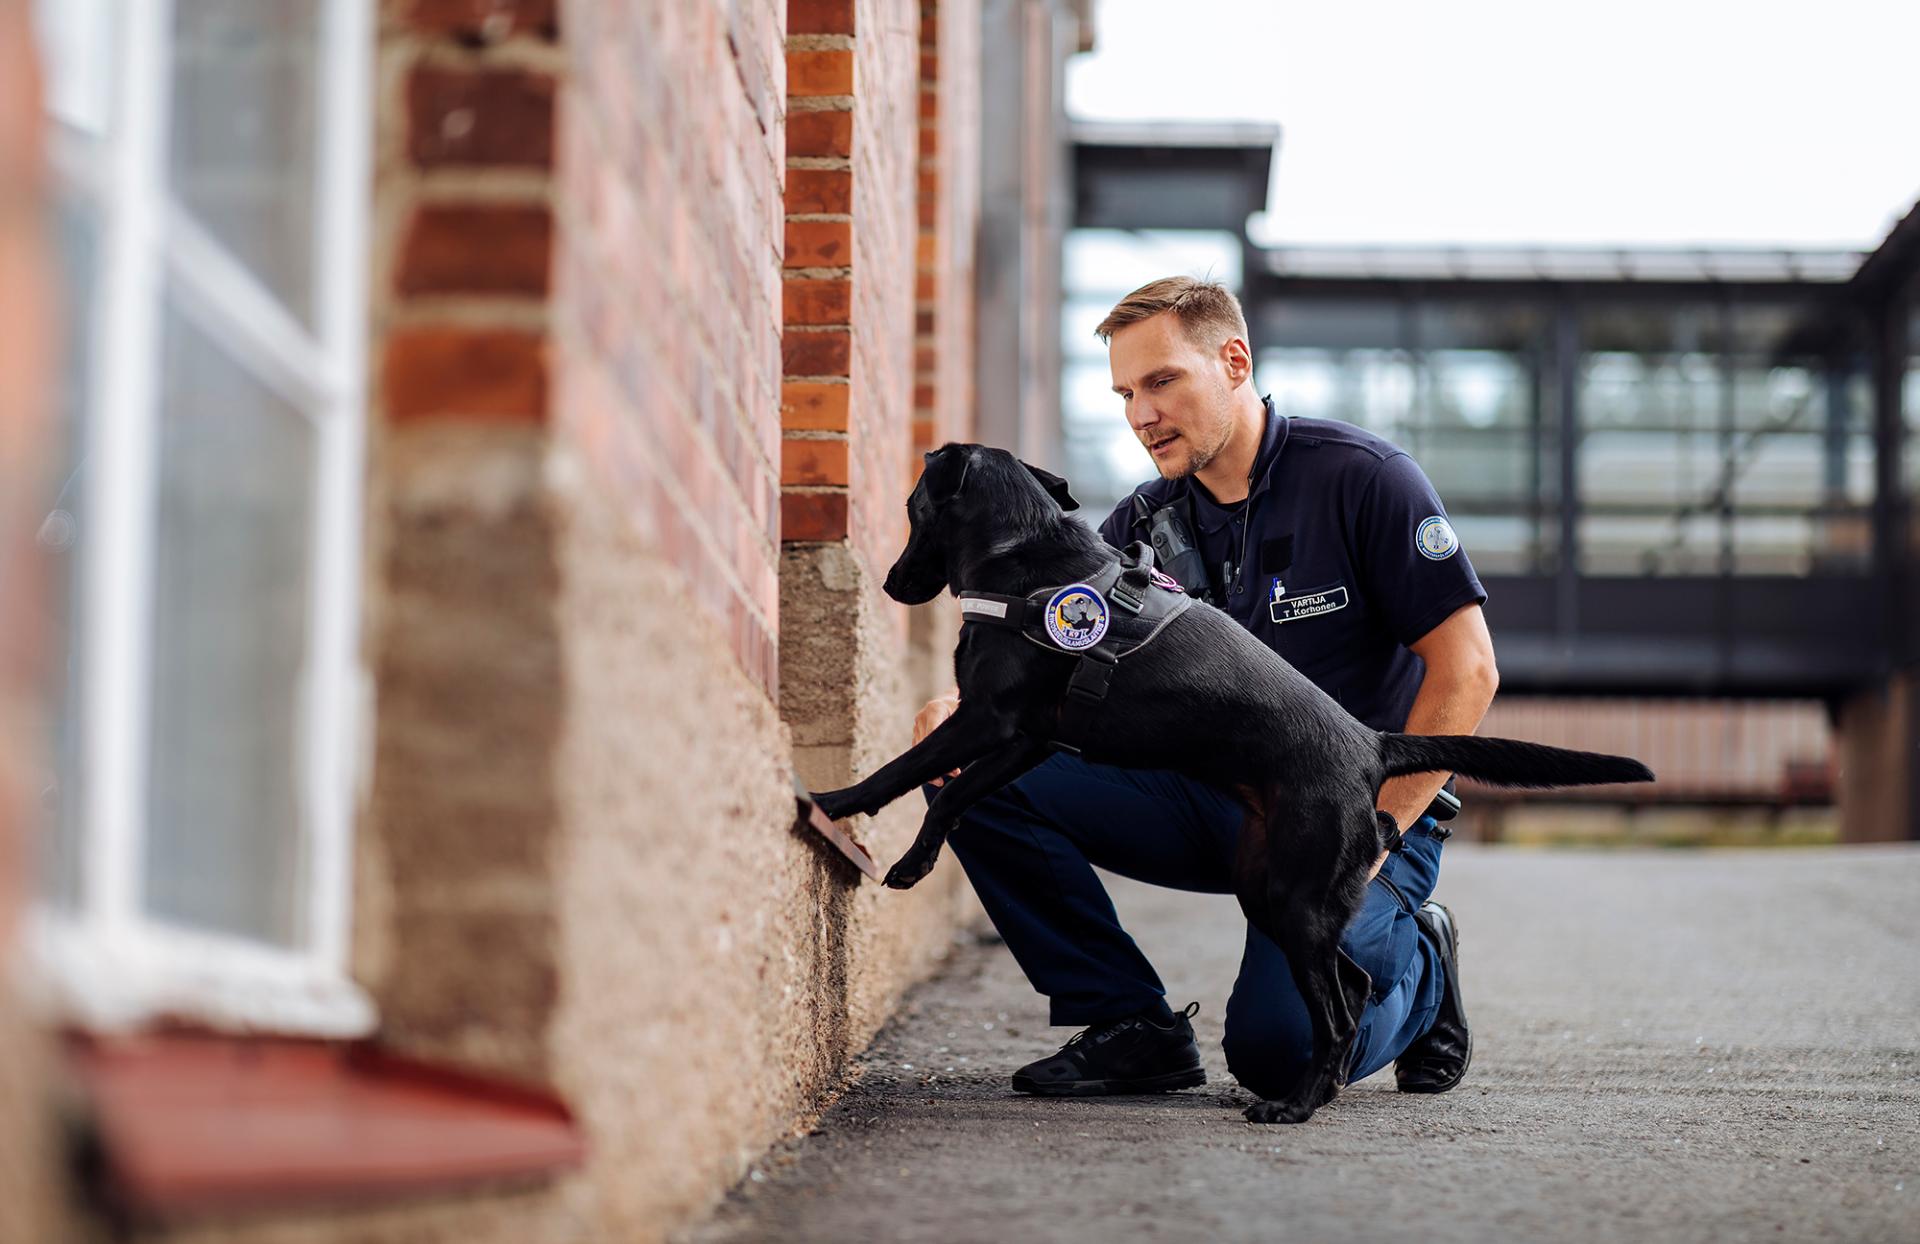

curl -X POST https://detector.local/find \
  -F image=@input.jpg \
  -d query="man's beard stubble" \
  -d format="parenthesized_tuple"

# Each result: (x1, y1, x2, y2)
(1159, 417, 1234, 481)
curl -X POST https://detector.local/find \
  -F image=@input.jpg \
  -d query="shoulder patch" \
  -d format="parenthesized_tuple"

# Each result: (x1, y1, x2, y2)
(1416, 515, 1459, 561)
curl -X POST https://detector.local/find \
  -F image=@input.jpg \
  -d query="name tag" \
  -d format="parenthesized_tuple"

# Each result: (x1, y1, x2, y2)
(1269, 584, 1348, 625)
(960, 597, 1009, 619)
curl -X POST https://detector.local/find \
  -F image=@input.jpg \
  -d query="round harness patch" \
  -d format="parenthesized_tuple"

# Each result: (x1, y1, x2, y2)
(1043, 583, 1110, 650)
(1416, 515, 1459, 560)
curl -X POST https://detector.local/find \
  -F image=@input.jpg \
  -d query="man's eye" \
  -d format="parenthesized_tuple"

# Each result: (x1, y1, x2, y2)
(1155, 377, 1173, 388)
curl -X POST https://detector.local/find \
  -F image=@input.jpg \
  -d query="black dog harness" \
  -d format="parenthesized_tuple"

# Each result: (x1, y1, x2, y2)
(957, 542, 1191, 754)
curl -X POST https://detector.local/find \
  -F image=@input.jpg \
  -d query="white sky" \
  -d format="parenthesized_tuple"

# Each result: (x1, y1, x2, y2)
(1067, 0, 1920, 251)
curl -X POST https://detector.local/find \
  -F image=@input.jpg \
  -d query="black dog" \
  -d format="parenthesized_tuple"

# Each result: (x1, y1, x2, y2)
(812, 444, 1653, 1124)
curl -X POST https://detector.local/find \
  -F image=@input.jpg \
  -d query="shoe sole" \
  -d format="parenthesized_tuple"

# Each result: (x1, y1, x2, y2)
(1401, 905, 1471, 1094)
(1011, 1065, 1207, 1097)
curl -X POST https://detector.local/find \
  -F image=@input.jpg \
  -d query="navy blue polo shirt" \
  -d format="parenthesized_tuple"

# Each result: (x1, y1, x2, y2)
(1098, 399, 1487, 733)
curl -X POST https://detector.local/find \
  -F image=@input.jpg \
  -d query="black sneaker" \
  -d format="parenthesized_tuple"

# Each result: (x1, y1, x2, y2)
(1011, 1002, 1205, 1096)
(1395, 901, 1471, 1093)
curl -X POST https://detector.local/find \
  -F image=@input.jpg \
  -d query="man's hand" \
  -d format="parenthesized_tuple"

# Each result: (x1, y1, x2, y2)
(916, 692, 962, 786)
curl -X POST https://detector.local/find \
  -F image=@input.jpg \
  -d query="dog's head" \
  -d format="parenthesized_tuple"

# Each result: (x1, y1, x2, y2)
(882, 444, 1079, 604)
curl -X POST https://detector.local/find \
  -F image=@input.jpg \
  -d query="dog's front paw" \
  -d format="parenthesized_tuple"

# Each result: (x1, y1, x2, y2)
(883, 842, 942, 890)
(812, 787, 861, 822)
(1243, 1098, 1318, 1125)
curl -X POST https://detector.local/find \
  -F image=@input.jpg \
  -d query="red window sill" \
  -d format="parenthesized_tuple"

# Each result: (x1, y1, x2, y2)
(66, 1029, 586, 1222)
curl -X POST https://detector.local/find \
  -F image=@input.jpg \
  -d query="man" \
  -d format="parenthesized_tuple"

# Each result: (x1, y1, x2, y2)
(917, 276, 1496, 1102)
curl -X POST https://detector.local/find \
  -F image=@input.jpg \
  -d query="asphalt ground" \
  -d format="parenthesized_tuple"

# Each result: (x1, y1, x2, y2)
(682, 845, 1920, 1244)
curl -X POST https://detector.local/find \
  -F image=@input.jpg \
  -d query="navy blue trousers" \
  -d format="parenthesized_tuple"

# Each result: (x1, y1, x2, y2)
(936, 752, 1448, 1097)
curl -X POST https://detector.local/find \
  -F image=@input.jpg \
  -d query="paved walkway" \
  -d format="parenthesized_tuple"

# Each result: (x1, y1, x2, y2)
(682, 846, 1920, 1244)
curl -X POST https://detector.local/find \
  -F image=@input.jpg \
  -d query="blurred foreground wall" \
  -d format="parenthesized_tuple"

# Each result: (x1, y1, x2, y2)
(14, 0, 1018, 1240)
(1, 6, 64, 1243)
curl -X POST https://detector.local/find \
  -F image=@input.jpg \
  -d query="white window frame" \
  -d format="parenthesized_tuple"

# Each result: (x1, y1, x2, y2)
(30, 0, 376, 1037)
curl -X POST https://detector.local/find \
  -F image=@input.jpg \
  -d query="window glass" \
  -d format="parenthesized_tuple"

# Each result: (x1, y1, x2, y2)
(40, 191, 100, 912)
(142, 298, 316, 947)
(170, 0, 320, 328)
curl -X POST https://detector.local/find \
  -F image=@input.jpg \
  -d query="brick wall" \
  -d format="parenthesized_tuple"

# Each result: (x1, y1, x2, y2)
(364, 0, 569, 1086)
(345, 0, 984, 1238)
(3, 0, 988, 1235)
(914, 0, 981, 457)
(781, 0, 919, 582)
(555, 0, 785, 699)
(778, 0, 926, 796)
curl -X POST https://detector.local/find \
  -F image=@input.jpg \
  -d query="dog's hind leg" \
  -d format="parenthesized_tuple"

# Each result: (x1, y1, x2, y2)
(882, 738, 1051, 889)
(1240, 802, 1373, 1125)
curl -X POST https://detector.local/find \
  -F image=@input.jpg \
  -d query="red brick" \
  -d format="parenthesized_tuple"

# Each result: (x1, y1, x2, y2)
(918, 122, 938, 159)
(789, 0, 855, 34)
(783, 278, 850, 325)
(785, 220, 852, 268)
(383, 327, 546, 421)
(397, 203, 552, 296)
(785, 169, 851, 215)
(781, 330, 850, 377)
(787, 50, 853, 96)
(782, 491, 849, 542)
(399, 0, 557, 40)
(408, 66, 554, 168)
(787, 109, 853, 159)
(782, 438, 849, 486)
(782, 383, 849, 431)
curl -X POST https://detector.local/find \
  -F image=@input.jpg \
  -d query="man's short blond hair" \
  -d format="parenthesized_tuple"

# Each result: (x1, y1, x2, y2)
(1094, 276, 1249, 350)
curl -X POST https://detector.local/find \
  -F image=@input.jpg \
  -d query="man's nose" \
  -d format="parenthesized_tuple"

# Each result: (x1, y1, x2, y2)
(1128, 401, 1160, 432)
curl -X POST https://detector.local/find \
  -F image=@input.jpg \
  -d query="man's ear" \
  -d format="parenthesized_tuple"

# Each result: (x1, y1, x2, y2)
(1021, 460, 1079, 512)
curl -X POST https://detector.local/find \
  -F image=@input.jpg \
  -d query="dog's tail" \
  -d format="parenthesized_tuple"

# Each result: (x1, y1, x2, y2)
(1379, 733, 1654, 791)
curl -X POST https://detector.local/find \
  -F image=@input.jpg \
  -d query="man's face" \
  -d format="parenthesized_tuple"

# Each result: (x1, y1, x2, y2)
(1108, 311, 1242, 481)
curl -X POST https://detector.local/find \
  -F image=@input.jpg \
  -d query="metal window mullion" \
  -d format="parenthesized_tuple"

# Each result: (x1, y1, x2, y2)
(303, 0, 374, 970)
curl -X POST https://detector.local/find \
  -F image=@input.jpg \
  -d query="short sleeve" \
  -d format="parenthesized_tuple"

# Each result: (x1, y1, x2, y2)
(1352, 452, 1487, 648)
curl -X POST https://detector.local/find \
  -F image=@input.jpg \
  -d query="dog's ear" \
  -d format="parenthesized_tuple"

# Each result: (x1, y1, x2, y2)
(921, 445, 972, 505)
(1020, 460, 1078, 512)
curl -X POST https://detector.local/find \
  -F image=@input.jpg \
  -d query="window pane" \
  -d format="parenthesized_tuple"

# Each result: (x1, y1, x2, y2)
(40, 191, 101, 911)
(143, 299, 316, 947)
(170, 0, 320, 328)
